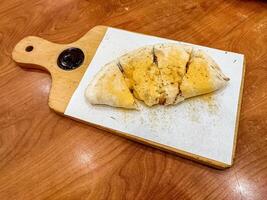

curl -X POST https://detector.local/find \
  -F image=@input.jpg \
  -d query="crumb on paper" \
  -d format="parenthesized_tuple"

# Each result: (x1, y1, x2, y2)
(199, 93, 219, 114)
(185, 93, 219, 122)
(186, 99, 200, 123)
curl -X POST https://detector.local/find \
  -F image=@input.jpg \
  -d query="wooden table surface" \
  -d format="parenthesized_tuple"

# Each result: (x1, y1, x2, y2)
(1, 0, 267, 199)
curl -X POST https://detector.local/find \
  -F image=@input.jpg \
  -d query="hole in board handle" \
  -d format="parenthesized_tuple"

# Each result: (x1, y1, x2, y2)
(25, 46, 34, 52)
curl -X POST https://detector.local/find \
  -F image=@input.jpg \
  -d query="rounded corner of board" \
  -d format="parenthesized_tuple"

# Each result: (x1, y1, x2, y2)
(48, 98, 66, 115)
(89, 25, 109, 32)
(218, 163, 232, 169)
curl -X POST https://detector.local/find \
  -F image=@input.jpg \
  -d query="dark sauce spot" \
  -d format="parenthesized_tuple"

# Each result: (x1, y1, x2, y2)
(57, 48, 84, 70)
(159, 97, 166, 105)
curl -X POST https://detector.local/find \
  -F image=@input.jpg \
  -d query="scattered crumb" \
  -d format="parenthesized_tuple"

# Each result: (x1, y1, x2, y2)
(233, 59, 237, 63)
(199, 93, 219, 114)
(186, 100, 200, 122)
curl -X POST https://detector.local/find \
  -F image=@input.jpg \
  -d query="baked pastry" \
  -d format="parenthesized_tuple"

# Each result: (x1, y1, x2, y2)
(85, 61, 136, 109)
(85, 44, 229, 109)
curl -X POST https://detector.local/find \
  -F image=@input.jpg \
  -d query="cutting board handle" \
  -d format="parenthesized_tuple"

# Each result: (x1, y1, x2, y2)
(12, 26, 108, 113)
(12, 36, 64, 74)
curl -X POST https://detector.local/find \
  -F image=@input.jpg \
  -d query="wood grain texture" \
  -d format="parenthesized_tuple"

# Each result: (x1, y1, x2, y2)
(12, 26, 107, 113)
(0, 0, 267, 199)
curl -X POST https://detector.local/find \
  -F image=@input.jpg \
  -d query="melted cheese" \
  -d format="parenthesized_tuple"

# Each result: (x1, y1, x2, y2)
(87, 44, 229, 109)
(103, 73, 135, 107)
(117, 45, 228, 107)
(85, 62, 136, 109)
(132, 63, 161, 106)
(119, 44, 191, 106)
(120, 46, 162, 106)
(154, 44, 191, 104)
(180, 57, 214, 98)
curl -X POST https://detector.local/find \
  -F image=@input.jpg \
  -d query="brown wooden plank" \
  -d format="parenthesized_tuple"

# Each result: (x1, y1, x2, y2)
(0, 0, 267, 199)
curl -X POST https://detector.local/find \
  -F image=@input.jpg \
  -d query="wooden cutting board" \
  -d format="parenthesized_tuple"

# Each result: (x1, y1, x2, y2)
(12, 25, 245, 169)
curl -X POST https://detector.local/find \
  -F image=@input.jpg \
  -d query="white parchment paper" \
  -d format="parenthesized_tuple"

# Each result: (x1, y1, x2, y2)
(65, 27, 244, 165)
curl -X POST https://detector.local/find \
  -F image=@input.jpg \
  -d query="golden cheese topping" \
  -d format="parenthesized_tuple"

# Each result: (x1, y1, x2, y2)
(133, 63, 161, 106)
(103, 72, 135, 107)
(120, 46, 162, 106)
(180, 56, 214, 98)
(154, 44, 191, 104)
(86, 61, 136, 109)
(119, 44, 191, 106)
(86, 44, 229, 109)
